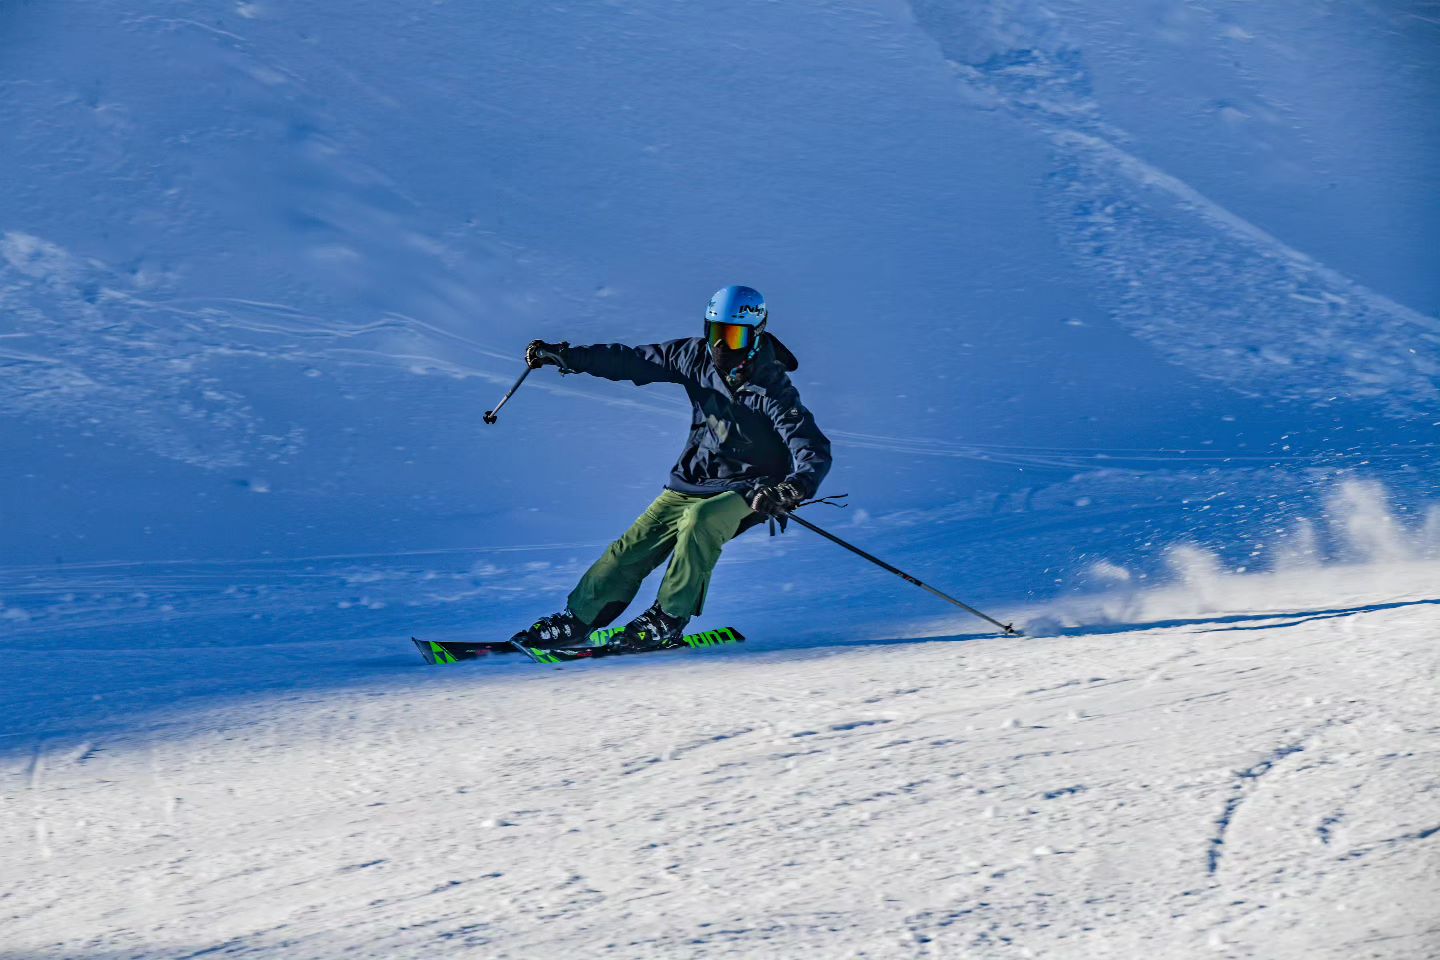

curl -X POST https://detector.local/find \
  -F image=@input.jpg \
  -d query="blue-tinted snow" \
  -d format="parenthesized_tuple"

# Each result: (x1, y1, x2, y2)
(3, 5, 1439, 957)
(1, 0, 1436, 657)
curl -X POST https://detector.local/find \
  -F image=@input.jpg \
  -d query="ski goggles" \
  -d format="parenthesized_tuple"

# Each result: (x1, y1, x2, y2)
(706, 320, 759, 352)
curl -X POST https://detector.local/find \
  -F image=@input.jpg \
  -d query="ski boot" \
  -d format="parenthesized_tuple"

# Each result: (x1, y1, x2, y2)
(612, 601, 690, 651)
(511, 608, 592, 649)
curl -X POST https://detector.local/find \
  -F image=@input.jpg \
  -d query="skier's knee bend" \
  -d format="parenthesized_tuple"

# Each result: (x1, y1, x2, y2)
(603, 536, 635, 558)
(676, 502, 720, 541)
(687, 492, 738, 524)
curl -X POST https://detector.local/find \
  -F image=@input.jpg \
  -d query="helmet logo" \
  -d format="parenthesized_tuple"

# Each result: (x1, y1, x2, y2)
(707, 284, 767, 325)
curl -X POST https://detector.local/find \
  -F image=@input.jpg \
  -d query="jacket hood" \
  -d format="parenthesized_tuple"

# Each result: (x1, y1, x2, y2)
(762, 333, 799, 373)
(707, 331, 798, 389)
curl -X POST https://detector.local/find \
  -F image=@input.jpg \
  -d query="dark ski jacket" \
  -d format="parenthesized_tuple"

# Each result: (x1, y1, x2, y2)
(561, 334, 832, 501)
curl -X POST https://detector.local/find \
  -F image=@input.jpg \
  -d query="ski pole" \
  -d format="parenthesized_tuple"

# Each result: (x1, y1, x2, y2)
(483, 364, 534, 425)
(786, 513, 1018, 636)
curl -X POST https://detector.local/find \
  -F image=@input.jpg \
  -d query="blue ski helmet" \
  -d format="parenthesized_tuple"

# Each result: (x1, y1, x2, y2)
(705, 285, 767, 326)
(705, 285, 767, 383)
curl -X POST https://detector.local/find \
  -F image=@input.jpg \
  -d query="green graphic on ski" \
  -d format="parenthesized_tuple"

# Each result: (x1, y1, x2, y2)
(513, 626, 746, 664)
(413, 626, 743, 665)
(411, 637, 517, 664)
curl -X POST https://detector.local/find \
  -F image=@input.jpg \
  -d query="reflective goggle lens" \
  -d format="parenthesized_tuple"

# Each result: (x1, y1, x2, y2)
(706, 321, 755, 351)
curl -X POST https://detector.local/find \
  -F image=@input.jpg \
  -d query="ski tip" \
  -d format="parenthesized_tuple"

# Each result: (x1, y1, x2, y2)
(412, 637, 465, 665)
(510, 639, 547, 663)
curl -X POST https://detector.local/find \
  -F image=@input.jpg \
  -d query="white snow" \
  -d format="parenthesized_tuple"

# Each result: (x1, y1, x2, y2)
(5, 566, 1436, 958)
(2, 0, 1437, 956)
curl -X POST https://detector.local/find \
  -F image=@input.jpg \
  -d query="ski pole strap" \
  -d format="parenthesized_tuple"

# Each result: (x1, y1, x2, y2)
(766, 492, 847, 536)
(767, 492, 848, 535)
(797, 493, 849, 510)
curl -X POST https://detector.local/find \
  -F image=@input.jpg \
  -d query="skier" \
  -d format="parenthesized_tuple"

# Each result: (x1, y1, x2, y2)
(512, 284, 832, 650)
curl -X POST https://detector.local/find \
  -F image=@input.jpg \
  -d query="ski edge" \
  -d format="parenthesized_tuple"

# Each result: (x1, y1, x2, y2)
(512, 626, 747, 665)
(411, 637, 520, 665)
(415, 625, 745, 666)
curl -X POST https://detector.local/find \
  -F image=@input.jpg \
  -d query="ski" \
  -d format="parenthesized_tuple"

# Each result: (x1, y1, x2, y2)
(411, 637, 521, 665)
(412, 625, 740, 665)
(412, 625, 626, 665)
(512, 626, 746, 664)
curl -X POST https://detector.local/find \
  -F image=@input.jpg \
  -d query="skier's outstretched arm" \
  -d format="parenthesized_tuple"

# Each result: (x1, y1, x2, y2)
(529, 339, 689, 387)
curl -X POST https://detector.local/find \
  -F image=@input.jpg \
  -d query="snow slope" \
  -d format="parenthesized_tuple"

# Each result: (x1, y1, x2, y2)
(5, 567, 1437, 958)
(3, 0, 1438, 647)
(3, 1, 1438, 956)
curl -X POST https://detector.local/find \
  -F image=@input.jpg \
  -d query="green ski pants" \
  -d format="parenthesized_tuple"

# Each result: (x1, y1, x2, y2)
(567, 489, 755, 626)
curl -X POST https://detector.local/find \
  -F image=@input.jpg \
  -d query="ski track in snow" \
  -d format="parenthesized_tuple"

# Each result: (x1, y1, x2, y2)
(3, 572, 1438, 958)
(0, 229, 688, 471)
(906, 0, 1440, 417)
(18, 222, 1417, 485)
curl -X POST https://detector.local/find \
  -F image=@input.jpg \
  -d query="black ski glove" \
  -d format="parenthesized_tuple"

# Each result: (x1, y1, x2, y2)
(525, 339, 570, 370)
(749, 481, 804, 518)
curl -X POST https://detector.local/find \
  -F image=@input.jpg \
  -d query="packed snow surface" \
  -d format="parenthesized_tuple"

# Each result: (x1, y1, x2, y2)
(3, 0, 1438, 956)
(5, 565, 1437, 958)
